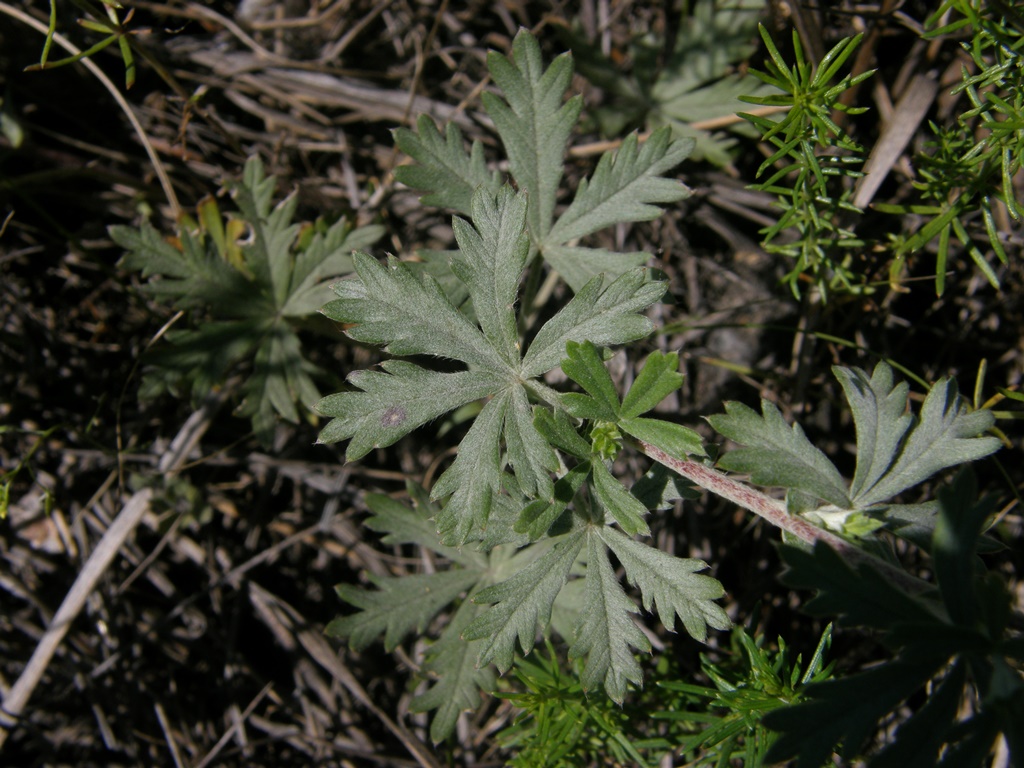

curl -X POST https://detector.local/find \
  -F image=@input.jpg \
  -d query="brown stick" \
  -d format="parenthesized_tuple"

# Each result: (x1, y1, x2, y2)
(0, 395, 223, 747)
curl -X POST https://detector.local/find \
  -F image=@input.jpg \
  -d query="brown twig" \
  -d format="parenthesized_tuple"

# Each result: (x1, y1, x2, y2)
(0, 394, 224, 748)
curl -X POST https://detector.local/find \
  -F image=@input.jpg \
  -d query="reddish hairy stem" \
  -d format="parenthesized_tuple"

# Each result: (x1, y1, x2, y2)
(637, 440, 930, 595)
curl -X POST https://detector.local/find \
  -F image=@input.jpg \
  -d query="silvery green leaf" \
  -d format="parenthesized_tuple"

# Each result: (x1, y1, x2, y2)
(484, 29, 581, 240)
(569, 532, 649, 701)
(600, 526, 730, 642)
(845, 368, 999, 507)
(833, 363, 914, 503)
(521, 269, 666, 379)
(363, 491, 484, 568)
(464, 529, 586, 671)
(315, 362, 505, 460)
(547, 129, 693, 245)
(543, 245, 651, 292)
(322, 252, 509, 372)
(450, 188, 530, 366)
(431, 393, 509, 546)
(393, 115, 501, 215)
(504, 385, 558, 499)
(327, 568, 481, 652)
(708, 400, 852, 508)
(411, 598, 497, 744)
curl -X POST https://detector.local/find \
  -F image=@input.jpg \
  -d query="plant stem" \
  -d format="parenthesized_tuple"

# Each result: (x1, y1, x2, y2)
(636, 440, 933, 596)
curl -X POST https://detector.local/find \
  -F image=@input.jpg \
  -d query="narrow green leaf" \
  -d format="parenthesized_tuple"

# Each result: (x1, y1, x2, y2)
(521, 269, 666, 379)
(315, 362, 503, 460)
(599, 527, 730, 641)
(516, 461, 591, 540)
(932, 471, 993, 628)
(569, 532, 649, 702)
(707, 400, 851, 508)
(533, 407, 592, 459)
(591, 460, 650, 536)
(619, 350, 683, 418)
(464, 530, 586, 671)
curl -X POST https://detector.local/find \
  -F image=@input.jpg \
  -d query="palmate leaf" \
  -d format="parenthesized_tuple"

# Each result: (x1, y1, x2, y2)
(521, 272, 666, 378)
(707, 399, 851, 508)
(114, 156, 383, 446)
(318, 187, 666, 542)
(838, 365, 1000, 507)
(449, 187, 529, 366)
(708, 362, 999, 518)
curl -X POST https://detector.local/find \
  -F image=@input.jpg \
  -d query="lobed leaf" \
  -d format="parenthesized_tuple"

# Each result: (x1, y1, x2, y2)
(431, 393, 509, 545)
(411, 598, 497, 744)
(547, 128, 693, 245)
(464, 530, 586, 671)
(521, 269, 666, 379)
(851, 372, 999, 507)
(560, 340, 621, 419)
(363, 491, 484, 568)
(708, 399, 852, 508)
(327, 568, 481, 652)
(833, 363, 914, 503)
(569, 532, 650, 702)
(599, 526, 730, 641)
(484, 29, 581, 240)
(450, 187, 530, 367)
(393, 115, 501, 215)
(315, 362, 504, 460)
(619, 349, 684, 419)
(590, 460, 650, 536)
(323, 252, 509, 371)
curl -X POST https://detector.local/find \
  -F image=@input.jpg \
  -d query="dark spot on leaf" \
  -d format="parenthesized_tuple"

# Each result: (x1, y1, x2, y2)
(380, 406, 407, 428)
